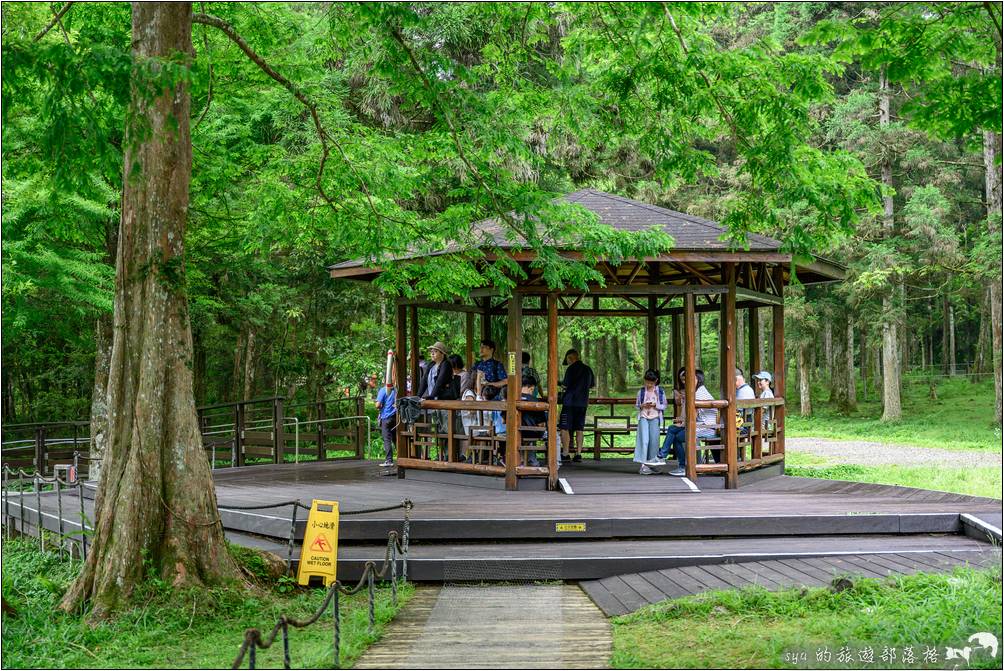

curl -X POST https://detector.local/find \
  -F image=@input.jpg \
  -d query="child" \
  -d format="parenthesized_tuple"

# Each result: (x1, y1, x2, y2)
(633, 369, 666, 475)
(375, 382, 397, 467)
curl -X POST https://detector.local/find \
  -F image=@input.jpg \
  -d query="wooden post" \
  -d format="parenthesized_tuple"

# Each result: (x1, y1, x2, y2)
(274, 397, 286, 464)
(355, 395, 366, 459)
(684, 293, 697, 482)
(317, 401, 326, 460)
(465, 312, 475, 368)
(396, 302, 408, 467)
(235, 402, 245, 467)
(646, 296, 659, 371)
(409, 305, 419, 396)
(749, 305, 762, 459)
(772, 265, 786, 459)
(505, 293, 523, 490)
(723, 264, 738, 489)
(34, 426, 46, 475)
(547, 293, 559, 490)
(447, 409, 455, 462)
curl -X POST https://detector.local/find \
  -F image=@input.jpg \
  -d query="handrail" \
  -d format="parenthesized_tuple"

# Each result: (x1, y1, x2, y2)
(418, 399, 505, 411)
(735, 397, 785, 408)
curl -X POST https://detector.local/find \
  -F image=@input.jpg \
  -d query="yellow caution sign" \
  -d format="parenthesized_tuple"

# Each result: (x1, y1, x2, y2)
(297, 500, 339, 586)
(555, 522, 587, 533)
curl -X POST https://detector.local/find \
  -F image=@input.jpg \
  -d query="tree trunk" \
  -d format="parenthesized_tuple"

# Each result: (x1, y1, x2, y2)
(879, 67, 902, 421)
(798, 341, 812, 416)
(845, 317, 857, 412)
(948, 302, 957, 376)
(829, 312, 850, 413)
(1, 365, 15, 423)
(61, 2, 238, 617)
(243, 330, 256, 400)
(595, 337, 608, 397)
(973, 289, 990, 381)
(232, 329, 245, 402)
(822, 318, 832, 378)
(615, 336, 628, 391)
(984, 129, 1002, 423)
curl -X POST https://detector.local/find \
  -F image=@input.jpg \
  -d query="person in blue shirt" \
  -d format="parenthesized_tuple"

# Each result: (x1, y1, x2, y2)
(375, 383, 397, 467)
(472, 339, 507, 400)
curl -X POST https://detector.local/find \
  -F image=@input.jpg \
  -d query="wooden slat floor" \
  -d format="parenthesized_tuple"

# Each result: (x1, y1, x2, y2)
(581, 548, 1003, 617)
(209, 460, 1001, 522)
(354, 584, 611, 669)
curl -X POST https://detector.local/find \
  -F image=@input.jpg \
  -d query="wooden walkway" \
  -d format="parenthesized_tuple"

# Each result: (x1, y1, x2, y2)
(354, 584, 611, 669)
(581, 548, 1003, 617)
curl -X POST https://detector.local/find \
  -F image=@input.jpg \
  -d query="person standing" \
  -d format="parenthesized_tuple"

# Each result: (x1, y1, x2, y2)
(472, 339, 507, 400)
(559, 348, 595, 463)
(375, 382, 397, 467)
(634, 369, 667, 475)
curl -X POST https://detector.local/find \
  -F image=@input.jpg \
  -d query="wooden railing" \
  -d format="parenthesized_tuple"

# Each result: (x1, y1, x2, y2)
(1, 396, 370, 476)
(396, 398, 553, 480)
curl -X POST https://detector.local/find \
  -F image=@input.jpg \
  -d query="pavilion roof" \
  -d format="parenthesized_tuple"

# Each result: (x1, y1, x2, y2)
(328, 189, 842, 283)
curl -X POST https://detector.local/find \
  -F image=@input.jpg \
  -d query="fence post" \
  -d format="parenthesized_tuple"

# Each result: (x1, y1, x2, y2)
(355, 396, 365, 459)
(2, 466, 9, 540)
(34, 426, 46, 476)
(235, 403, 246, 467)
(317, 401, 326, 461)
(35, 475, 43, 552)
(56, 477, 64, 558)
(286, 503, 299, 576)
(274, 397, 286, 464)
(333, 586, 341, 670)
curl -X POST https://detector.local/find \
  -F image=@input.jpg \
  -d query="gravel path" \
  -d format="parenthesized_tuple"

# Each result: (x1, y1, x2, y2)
(787, 437, 1002, 468)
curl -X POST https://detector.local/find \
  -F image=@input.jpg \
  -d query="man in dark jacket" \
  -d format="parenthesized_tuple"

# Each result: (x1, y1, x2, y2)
(559, 349, 594, 463)
(417, 341, 454, 400)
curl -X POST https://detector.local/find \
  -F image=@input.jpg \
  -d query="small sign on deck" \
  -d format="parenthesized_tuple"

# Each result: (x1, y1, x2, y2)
(297, 499, 339, 586)
(555, 522, 586, 533)
(508, 351, 517, 375)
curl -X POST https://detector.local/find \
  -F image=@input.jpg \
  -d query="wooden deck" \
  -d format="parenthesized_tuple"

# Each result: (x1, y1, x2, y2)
(581, 548, 1003, 617)
(5, 458, 1000, 582)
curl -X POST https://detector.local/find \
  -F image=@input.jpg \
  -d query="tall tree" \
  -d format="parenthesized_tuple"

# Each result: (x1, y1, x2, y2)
(61, 2, 238, 616)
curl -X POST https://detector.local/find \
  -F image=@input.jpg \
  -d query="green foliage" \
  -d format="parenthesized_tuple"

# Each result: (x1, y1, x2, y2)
(1, 538, 413, 669)
(612, 567, 1004, 669)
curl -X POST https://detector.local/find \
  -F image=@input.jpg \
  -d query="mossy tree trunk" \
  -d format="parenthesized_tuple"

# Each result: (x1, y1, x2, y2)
(61, 1, 238, 618)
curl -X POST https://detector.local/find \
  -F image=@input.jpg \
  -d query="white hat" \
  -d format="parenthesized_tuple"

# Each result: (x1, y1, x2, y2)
(753, 371, 773, 383)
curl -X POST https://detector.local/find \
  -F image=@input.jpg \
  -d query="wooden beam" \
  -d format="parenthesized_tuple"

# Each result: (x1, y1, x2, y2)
(518, 284, 728, 297)
(723, 263, 738, 489)
(657, 299, 769, 317)
(684, 293, 697, 482)
(328, 265, 384, 279)
(505, 293, 523, 491)
(735, 287, 783, 306)
(547, 292, 559, 491)
(516, 309, 648, 318)
(396, 298, 484, 313)
(772, 265, 786, 459)
(396, 303, 408, 465)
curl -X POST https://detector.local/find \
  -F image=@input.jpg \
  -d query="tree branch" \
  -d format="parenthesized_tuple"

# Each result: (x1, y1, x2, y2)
(33, 2, 72, 42)
(193, 12, 369, 218)
(984, 1, 1003, 41)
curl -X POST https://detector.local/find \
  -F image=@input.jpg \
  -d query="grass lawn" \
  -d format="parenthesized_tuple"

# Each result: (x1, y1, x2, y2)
(611, 567, 1003, 669)
(786, 378, 1001, 452)
(1, 539, 412, 669)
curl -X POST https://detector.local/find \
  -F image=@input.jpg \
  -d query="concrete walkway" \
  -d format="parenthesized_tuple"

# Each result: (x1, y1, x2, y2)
(354, 584, 611, 669)
(787, 437, 1002, 467)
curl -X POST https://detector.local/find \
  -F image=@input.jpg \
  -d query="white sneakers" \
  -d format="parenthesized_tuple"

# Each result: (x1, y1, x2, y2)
(668, 468, 686, 476)
(643, 458, 667, 466)
(639, 464, 657, 475)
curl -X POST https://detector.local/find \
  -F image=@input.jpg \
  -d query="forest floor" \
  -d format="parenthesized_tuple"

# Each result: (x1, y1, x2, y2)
(0, 539, 412, 669)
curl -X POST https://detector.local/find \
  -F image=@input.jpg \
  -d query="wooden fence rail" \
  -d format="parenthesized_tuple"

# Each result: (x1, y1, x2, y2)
(1, 396, 370, 476)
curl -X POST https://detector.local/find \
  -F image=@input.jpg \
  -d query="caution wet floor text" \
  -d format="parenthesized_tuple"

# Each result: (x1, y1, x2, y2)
(296, 499, 339, 586)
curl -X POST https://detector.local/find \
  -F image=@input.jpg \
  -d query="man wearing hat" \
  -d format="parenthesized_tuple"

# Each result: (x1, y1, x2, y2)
(559, 349, 595, 463)
(418, 341, 455, 401)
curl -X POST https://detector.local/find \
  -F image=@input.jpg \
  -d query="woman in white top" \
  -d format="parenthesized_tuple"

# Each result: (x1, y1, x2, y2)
(633, 369, 667, 474)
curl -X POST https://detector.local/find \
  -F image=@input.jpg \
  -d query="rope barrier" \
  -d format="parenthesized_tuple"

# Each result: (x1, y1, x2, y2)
(230, 522, 410, 670)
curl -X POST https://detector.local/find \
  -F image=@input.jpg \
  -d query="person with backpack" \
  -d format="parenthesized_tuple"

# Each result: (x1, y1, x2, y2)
(634, 369, 667, 475)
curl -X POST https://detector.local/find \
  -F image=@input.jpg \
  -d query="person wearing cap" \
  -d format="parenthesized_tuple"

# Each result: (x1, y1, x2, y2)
(753, 371, 774, 430)
(417, 341, 455, 401)
(732, 368, 756, 463)
(559, 349, 595, 463)
(472, 339, 507, 400)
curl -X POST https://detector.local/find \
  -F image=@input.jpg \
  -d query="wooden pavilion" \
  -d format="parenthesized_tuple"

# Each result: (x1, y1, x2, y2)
(329, 189, 843, 491)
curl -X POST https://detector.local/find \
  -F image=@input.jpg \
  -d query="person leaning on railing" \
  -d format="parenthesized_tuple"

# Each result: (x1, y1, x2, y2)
(652, 367, 717, 476)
